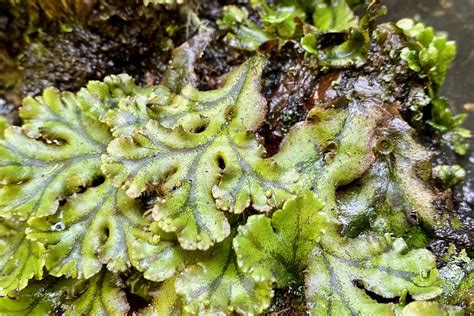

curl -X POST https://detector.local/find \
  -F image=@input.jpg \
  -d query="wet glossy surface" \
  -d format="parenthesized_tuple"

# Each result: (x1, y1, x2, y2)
(385, 0, 474, 159)
(385, 0, 473, 116)
(385, 0, 473, 203)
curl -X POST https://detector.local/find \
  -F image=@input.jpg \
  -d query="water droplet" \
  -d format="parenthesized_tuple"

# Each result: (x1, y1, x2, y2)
(51, 222, 65, 231)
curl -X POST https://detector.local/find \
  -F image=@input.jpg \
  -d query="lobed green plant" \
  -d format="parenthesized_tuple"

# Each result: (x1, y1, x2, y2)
(396, 18, 456, 91)
(218, 0, 385, 67)
(396, 18, 470, 155)
(0, 51, 470, 314)
(0, 1, 472, 314)
(218, 0, 470, 156)
(217, 0, 310, 50)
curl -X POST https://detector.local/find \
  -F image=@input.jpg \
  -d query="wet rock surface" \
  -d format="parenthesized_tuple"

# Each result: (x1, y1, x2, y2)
(384, 0, 474, 260)
(0, 1, 187, 104)
(1, 0, 471, 257)
(0, 0, 472, 313)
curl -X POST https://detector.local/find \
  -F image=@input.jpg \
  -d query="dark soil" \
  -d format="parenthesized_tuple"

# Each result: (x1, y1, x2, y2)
(1, 0, 189, 105)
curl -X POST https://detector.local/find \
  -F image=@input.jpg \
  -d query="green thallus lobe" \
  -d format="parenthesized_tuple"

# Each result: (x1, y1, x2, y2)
(0, 1, 470, 314)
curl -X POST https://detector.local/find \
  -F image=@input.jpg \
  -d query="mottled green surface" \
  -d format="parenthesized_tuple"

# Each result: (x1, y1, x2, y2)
(306, 235, 441, 315)
(385, 0, 474, 176)
(103, 55, 297, 251)
(0, 1, 472, 314)
(234, 193, 325, 287)
(0, 88, 111, 218)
